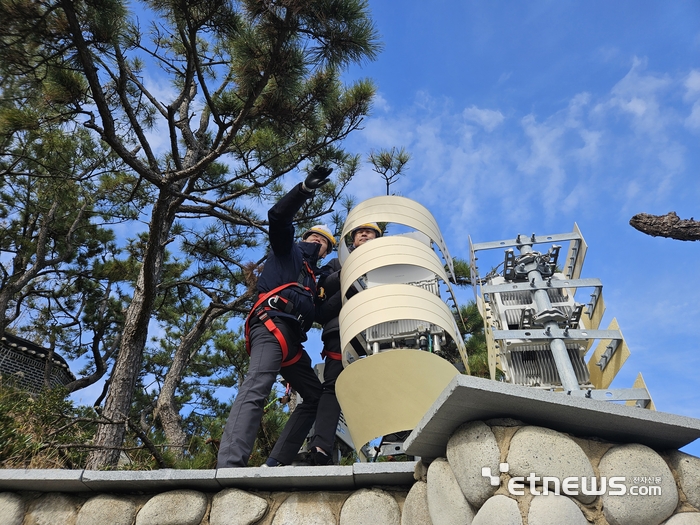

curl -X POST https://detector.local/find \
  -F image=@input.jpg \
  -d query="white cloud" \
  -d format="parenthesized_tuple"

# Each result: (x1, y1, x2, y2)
(519, 113, 565, 175)
(625, 179, 641, 203)
(572, 129, 602, 164)
(360, 115, 415, 150)
(682, 70, 700, 129)
(684, 104, 700, 130)
(565, 92, 592, 124)
(345, 59, 699, 252)
(603, 57, 672, 136)
(370, 92, 391, 113)
(683, 69, 700, 97)
(497, 71, 512, 85)
(517, 113, 570, 220)
(463, 106, 505, 132)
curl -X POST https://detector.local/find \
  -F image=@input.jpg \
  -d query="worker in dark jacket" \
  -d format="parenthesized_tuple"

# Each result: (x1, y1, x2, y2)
(308, 223, 382, 465)
(217, 166, 334, 468)
(261, 223, 337, 467)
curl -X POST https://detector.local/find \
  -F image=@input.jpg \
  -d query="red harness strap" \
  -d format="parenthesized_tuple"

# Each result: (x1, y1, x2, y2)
(253, 308, 303, 367)
(321, 348, 342, 361)
(245, 261, 316, 367)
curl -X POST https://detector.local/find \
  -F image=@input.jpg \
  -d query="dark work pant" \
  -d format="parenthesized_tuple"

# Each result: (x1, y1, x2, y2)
(309, 337, 344, 455)
(217, 318, 322, 467)
(267, 343, 324, 464)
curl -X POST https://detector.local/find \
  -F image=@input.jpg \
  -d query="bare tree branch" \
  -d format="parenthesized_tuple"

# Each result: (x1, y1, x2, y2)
(629, 211, 700, 242)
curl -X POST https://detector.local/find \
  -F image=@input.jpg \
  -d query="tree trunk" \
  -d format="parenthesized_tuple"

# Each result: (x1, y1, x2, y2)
(152, 309, 221, 458)
(85, 193, 177, 469)
(629, 212, 700, 241)
(154, 400, 188, 460)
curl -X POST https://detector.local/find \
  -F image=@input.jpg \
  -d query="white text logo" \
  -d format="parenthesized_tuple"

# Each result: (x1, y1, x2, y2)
(481, 463, 662, 496)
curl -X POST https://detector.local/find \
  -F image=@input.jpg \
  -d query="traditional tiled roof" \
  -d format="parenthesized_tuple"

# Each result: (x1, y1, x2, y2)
(0, 331, 76, 392)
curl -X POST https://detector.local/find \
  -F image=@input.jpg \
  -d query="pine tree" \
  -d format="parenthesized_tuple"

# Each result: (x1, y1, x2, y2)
(2, 0, 380, 468)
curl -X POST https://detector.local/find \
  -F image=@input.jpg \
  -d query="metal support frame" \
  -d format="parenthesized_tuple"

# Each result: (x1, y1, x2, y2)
(468, 225, 652, 408)
(568, 388, 651, 403)
(492, 329, 623, 340)
(519, 244, 581, 392)
(482, 277, 603, 294)
(596, 339, 621, 371)
(586, 286, 603, 321)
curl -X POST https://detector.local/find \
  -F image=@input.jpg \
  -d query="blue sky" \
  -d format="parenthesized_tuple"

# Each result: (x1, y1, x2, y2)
(331, 0, 700, 456)
(64, 1, 700, 458)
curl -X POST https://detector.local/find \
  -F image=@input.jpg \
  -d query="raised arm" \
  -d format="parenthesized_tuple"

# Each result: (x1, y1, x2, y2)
(267, 166, 332, 255)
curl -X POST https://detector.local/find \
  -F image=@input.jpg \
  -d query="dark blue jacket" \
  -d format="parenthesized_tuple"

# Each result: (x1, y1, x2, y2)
(256, 183, 321, 335)
(316, 258, 342, 339)
(315, 257, 362, 340)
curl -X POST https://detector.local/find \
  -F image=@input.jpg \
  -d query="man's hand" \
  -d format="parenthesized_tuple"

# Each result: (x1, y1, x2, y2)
(302, 165, 333, 192)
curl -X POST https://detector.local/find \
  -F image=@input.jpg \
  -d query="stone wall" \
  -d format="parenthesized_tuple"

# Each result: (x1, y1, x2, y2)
(1, 419, 700, 525)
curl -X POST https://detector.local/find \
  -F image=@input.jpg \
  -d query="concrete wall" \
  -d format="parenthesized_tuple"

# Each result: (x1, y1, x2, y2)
(1, 419, 700, 525)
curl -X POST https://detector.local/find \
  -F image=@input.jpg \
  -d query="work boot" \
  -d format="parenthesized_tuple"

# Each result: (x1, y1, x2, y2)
(311, 447, 333, 466)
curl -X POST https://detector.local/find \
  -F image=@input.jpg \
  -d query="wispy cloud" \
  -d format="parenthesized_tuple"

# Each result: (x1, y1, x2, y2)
(345, 57, 699, 258)
(683, 69, 700, 130)
(370, 92, 391, 114)
(600, 57, 673, 136)
(463, 106, 505, 132)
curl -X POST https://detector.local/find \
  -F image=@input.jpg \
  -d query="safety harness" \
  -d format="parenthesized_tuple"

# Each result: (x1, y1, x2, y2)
(245, 260, 315, 367)
(321, 347, 342, 361)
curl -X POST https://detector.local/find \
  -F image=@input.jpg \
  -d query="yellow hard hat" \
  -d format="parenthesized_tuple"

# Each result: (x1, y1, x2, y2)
(350, 222, 382, 239)
(302, 224, 337, 248)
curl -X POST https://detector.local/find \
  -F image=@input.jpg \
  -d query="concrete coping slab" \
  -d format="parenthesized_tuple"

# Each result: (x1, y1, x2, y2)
(404, 374, 700, 459)
(0, 463, 419, 494)
(353, 461, 417, 488)
(216, 465, 355, 491)
(81, 468, 221, 493)
(0, 469, 88, 492)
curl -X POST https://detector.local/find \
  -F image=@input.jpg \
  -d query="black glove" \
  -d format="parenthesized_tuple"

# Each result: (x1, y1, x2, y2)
(302, 165, 332, 192)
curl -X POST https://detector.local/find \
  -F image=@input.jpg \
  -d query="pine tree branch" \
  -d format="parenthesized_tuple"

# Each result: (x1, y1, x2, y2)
(629, 212, 700, 241)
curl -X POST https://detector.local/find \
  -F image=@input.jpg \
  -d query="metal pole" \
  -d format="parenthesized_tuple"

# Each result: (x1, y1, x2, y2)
(519, 245, 581, 392)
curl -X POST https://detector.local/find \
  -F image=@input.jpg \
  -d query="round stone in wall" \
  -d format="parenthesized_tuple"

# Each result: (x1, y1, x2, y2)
(661, 513, 700, 525)
(339, 488, 400, 525)
(471, 494, 522, 525)
(507, 425, 597, 504)
(272, 493, 336, 525)
(426, 458, 475, 525)
(446, 421, 501, 508)
(0, 492, 25, 525)
(76, 494, 138, 525)
(210, 488, 268, 525)
(135, 489, 207, 525)
(527, 494, 588, 525)
(599, 443, 678, 525)
(26, 493, 80, 525)
(402, 481, 431, 525)
(667, 450, 700, 511)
